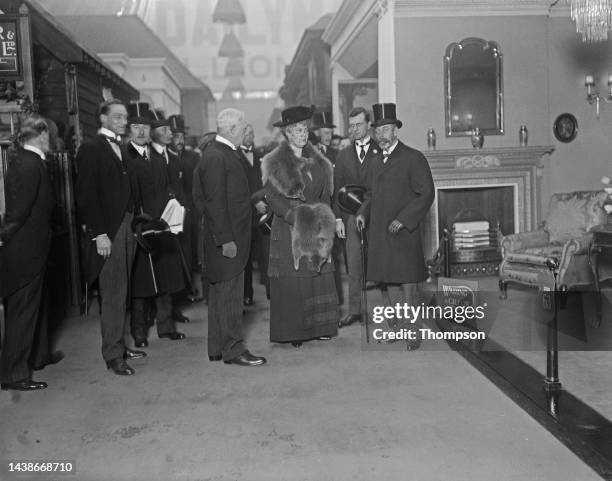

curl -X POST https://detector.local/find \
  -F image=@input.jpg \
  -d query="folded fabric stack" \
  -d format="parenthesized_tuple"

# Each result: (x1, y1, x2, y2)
(453, 220, 491, 249)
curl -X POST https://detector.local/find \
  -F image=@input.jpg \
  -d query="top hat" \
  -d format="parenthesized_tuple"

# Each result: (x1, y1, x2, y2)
(273, 105, 314, 128)
(131, 214, 173, 255)
(127, 102, 153, 125)
(337, 184, 367, 215)
(168, 114, 189, 133)
(371, 103, 402, 129)
(311, 111, 336, 129)
(150, 109, 170, 129)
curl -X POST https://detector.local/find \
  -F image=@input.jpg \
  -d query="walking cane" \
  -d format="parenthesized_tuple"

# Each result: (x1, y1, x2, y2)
(358, 223, 370, 343)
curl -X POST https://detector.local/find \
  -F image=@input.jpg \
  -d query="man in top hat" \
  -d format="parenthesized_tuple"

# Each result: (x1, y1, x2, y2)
(311, 110, 338, 165)
(356, 103, 434, 348)
(76, 99, 145, 376)
(169, 114, 203, 303)
(195, 108, 266, 366)
(127, 107, 187, 348)
(334, 106, 383, 328)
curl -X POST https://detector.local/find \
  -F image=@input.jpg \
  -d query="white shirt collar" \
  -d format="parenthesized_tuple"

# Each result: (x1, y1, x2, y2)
(151, 142, 166, 155)
(356, 136, 371, 147)
(23, 144, 45, 160)
(215, 134, 237, 151)
(131, 141, 147, 156)
(98, 127, 120, 140)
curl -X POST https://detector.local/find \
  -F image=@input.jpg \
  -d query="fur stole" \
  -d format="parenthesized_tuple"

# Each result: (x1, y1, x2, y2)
(291, 203, 336, 272)
(261, 140, 333, 199)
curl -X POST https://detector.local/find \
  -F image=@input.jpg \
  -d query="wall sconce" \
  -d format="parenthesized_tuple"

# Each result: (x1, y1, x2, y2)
(585, 74, 612, 118)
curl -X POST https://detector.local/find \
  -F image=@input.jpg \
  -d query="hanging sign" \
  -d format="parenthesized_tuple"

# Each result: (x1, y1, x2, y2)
(0, 17, 21, 79)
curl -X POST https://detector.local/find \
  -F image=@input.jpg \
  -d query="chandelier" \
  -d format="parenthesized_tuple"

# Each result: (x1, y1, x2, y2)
(571, 0, 612, 42)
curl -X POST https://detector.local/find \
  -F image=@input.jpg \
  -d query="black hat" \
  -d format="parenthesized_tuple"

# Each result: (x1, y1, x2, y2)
(150, 109, 170, 129)
(371, 103, 402, 129)
(127, 102, 153, 125)
(273, 105, 314, 127)
(131, 214, 172, 254)
(312, 111, 336, 129)
(168, 114, 188, 133)
(337, 184, 367, 215)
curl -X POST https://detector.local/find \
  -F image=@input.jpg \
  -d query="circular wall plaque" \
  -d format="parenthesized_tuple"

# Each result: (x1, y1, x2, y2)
(553, 113, 578, 143)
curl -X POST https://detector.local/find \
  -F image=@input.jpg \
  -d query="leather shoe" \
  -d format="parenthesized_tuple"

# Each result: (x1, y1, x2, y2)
(243, 297, 253, 306)
(158, 331, 186, 341)
(208, 355, 222, 362)
(291, 341, 302, 348)
(223, 351, 266, 366)
(172, 308, 190, 323)
(31, 350, 64, 371)
(318, 336, 332, 340)
(106, 358, 135, 375)
(338, 314, 362, 328)
(1, 379, 47, 391)
(134, 339, 148, 348)
(124, 348, 147, 360)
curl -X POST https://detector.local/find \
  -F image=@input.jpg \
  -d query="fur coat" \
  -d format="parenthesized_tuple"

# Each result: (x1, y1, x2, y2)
(261, 141, 336, 276)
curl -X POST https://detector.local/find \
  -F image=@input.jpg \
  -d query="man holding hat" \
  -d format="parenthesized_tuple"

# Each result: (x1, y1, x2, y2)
(334, 106, 383, 328)
(127, 106, 186, 348)
(169, 114, 203, 303)
(76, 99, 145, 375)
(356, 103, 434, 348)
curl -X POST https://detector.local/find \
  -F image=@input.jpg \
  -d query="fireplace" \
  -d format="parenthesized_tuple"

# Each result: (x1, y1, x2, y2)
(423, 146, 554, 277)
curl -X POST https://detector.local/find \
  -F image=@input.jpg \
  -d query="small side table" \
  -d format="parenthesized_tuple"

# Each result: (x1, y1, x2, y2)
(588, 225, 612, 327)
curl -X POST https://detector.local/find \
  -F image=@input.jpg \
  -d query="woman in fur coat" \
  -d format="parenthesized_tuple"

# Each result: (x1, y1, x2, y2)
(262, 106, 339, 346)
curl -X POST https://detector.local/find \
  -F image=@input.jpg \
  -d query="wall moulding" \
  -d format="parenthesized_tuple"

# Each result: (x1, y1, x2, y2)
(395, 0, 555, 17)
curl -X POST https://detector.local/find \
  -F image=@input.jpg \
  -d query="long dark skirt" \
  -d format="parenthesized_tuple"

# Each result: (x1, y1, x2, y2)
(269, 273, 339, 342)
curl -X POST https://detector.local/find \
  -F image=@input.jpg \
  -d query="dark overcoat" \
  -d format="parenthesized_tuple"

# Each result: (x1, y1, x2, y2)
(261, 141, 335, 278)
(332, 139, 382, 222)
(195, 139, 252, 283)
(126, 143, 187, 297)
(0, 148, 53, 297)
(358, 141, 434, 283)
(76, 135, 135, 285)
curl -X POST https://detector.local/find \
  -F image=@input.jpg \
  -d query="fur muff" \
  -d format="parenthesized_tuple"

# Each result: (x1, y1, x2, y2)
(291, 203, 336, 272)
(261, 140, 333, 199)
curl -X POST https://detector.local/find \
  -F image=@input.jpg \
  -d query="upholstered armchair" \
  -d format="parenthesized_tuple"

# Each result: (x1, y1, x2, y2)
(499, 190, 608, 327)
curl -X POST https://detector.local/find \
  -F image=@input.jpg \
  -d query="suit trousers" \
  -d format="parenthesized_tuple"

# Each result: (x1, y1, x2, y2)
(381, 282, 422, 330)
(208, 272, 247, 361)
(99, 212, 135, 362)
(0, 270, 45, 383)
(346, 215, 364, 315)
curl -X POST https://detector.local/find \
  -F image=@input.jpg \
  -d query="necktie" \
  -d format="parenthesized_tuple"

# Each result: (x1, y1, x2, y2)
(143, 148, 149, 161)
(105, 135, 120, 144)
(359, 145, 366, 161)
(383, 151, 389, 164)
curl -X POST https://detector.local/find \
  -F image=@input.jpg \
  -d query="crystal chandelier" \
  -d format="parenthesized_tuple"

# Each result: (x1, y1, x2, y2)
(571, 0, 612, 42)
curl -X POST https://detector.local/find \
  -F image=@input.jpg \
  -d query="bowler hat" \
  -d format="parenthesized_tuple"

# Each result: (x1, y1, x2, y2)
(273, 105, 314, 128)
(168, 114, 189, 133)
(312, 111, 336, 129)
(131, 214, 172, 254)
(150, 109, 170, 129)
(337, 184, 367, 215)
(371, 103, 402, 129)
(127, 102, 153, 125)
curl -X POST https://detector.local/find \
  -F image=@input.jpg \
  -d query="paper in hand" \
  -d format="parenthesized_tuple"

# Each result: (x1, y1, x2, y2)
(161, 198, 185, 234)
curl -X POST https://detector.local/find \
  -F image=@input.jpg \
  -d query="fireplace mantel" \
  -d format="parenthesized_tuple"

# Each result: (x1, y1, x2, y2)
(424, 146, 554, 171)
(422, 145, 555, 260)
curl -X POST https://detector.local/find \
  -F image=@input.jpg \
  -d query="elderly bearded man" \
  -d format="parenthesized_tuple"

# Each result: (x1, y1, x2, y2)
(356, 103, 434, 349)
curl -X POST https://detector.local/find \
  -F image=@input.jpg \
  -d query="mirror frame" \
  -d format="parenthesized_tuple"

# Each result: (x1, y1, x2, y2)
(444, 37, 504, 137)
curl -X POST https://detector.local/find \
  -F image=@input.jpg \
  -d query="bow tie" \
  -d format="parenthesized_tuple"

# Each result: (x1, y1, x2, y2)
(241, 146, 253, 153)
(356, 140, 371, 148)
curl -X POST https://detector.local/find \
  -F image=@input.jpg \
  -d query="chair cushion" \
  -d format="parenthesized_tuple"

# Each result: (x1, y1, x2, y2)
(505, 244, 563, 265)
(544, 191, 607, 243)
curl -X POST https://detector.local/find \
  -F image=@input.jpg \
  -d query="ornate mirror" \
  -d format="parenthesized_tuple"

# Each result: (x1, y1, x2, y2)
(444, 37, 503, 137)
